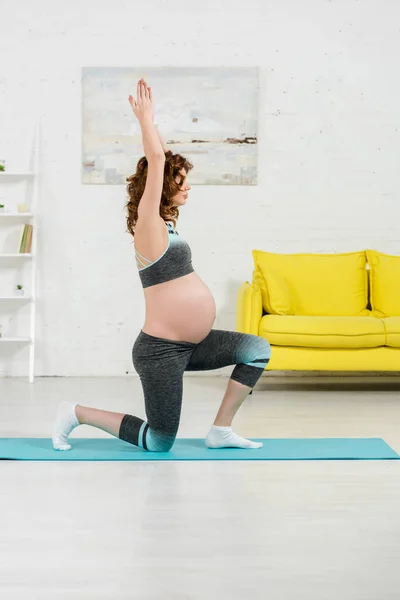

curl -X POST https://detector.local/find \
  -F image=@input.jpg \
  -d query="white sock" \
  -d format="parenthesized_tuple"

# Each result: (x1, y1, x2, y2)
(52, 401, 80, 451)
(205, 425, 263, 449)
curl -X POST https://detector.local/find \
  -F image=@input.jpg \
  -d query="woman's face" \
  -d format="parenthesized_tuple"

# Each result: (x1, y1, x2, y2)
(172, 169, 191, 206)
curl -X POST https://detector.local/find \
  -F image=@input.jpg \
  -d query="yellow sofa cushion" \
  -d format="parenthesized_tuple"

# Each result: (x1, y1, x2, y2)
(252, 266, 294, 315)
(259, 315, 385, 348)
(265, 346, 400, 371)
(366, 250, 400, 317)
(383, 317, 400, 348)
(252, 250, 369, 317)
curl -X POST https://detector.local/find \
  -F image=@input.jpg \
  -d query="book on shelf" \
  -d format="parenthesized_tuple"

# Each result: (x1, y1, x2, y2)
(19, 225, 28, 252)
(19, 224, 33, 253)
(25, 225, 33, 253)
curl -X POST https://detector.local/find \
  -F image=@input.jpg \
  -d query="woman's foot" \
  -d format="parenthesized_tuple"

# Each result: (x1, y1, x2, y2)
(205, 425, 263, 449)
(52, 401, 80, 451)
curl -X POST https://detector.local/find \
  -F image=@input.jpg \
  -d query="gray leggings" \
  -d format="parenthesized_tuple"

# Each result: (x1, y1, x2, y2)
(119, 329, 271, 452)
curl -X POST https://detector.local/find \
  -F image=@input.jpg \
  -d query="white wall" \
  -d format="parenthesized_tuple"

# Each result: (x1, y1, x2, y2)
(0, 0, 399, 376)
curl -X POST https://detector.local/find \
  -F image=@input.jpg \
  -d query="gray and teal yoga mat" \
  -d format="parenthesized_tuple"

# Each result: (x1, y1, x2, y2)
(0, 437, 398, 461)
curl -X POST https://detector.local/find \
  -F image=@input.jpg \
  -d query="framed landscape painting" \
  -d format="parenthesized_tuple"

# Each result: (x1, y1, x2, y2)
(82, 66, 259, 185)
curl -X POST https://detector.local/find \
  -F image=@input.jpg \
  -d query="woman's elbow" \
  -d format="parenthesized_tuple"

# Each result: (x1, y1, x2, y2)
(147, 152, 165, 163)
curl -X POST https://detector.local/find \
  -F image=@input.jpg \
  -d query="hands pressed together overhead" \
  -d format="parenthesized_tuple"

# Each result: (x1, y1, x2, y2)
(128, 79, 154, 124)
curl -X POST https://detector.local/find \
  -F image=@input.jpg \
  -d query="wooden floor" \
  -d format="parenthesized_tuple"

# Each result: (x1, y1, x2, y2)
(1, 375, 400, 599)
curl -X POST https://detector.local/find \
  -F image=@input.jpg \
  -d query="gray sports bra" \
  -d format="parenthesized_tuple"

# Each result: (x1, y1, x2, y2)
(134, 221, 194, 289)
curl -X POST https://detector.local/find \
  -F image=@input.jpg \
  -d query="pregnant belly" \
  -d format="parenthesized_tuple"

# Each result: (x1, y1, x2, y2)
(142, 272, 216, 343)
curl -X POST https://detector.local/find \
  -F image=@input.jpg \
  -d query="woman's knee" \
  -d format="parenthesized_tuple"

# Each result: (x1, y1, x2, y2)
(119, 416, 177, 452)
(256, 336, 272, 360)
(147, 440, 174, 452)
(242, 334, 271, 364)
(145, 428, 177, 452)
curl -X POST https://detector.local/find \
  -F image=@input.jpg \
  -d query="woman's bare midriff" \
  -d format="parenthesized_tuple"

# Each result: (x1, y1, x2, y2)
(141, 271, 216, 343)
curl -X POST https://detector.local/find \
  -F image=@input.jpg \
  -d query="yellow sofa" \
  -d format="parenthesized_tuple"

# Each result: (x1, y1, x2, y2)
(236, 249, 400, 371)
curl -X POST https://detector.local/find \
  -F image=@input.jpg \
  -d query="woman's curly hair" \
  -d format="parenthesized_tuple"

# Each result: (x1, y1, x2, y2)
(125, 150, 193, 238)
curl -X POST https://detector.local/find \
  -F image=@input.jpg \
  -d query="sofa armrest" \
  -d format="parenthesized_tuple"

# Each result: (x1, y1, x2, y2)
(236, 281, 263, 335)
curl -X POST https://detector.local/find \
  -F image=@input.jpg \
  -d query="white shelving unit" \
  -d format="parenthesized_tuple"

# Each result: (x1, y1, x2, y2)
(0, 212, 34, 217)
(0, 253, 33, 258)
(0, 123, 40, 382)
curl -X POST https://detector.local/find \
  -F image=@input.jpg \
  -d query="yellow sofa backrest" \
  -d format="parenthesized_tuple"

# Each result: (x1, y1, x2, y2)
(367, 250, 400, 317)
(252, 250, 369, 317)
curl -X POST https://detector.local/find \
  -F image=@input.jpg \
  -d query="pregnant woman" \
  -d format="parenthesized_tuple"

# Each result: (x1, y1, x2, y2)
(52, 79, 271, 452)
